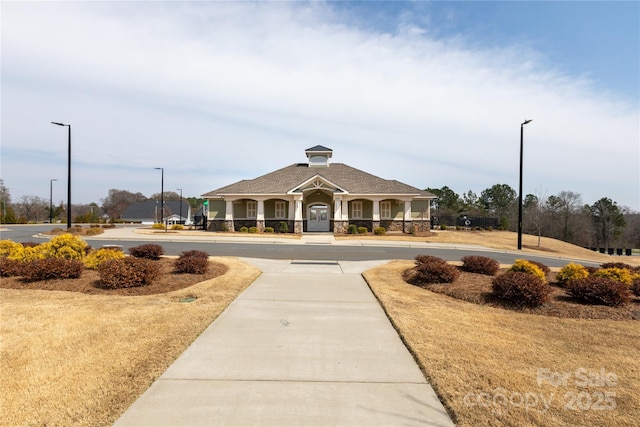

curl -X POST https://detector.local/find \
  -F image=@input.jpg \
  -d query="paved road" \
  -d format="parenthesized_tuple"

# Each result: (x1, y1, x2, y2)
(0, 224, 601, 267)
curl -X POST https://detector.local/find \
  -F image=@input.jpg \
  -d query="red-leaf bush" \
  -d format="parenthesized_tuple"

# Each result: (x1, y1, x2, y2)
(0, 258, 23, 277)
(21, 258, 84, 281)
(631, 280, 640, 298)
(98, 257, 160, 289)
(174, 250, 209, 274)
(566, 277, 631, 307)
(491, 271, 551, 307)
(404, 255, 459, 287)
(600, 262, 633, 270)
(460, 255, 500, 275)
(128, 244, 164, 260)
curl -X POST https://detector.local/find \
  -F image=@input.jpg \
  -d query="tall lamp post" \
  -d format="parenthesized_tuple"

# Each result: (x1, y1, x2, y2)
(154, 168, 164, 224)
(176, 188, 183, 224)
(518, 119, 533, 250)
(51, 122, 72, 229)
(49, 179, 58, 224)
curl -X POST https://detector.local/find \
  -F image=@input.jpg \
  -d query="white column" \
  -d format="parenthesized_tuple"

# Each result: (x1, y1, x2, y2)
(334, 197, 342, 221)
(341, 200, 349, 221)
(294, 197, 303, 221)
(257, 200, 265, 222)
(225, 201, 234, 221)
(288, 198, 295, 220)
(372, 200, 380, 221)
(404, 201, 412, 221)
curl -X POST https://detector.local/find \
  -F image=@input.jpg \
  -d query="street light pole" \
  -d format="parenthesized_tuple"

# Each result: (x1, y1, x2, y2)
(154, 168, 164, 224)
(51, 122, 71, 229)
(49, 179, 58, 224)
(176, 188, 182, 224)
(518, 119, 533, 250)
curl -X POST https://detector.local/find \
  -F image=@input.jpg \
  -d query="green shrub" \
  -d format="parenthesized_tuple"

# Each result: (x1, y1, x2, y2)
(264, 227, 275, 233)
(98, 257, 160, 289)
(152, 223, 165, 230)
(373, 227, 386, 236)
(592, 267, 633, 286)
(278, 221, 289, 233)
(440, 224, 447, 230)
(41, 234, 89, 260)
(22, 258, 84, 281)
(248, 226, 259, 233)
(128, 244, 164, 260)
(461, 255, 500, 276)
(509, 259, 546, 283)
(556, 262, 589, 286)
(348, 224, 358, 234)
(357, 226, 368, 234)
(171, 224, 184, 230)
(491, 271, 551, 307)
(566, 277, 631, 307)
(84, 247, 126, 270)
(174, 250, 209, 274)
(239, 227, 249, 233)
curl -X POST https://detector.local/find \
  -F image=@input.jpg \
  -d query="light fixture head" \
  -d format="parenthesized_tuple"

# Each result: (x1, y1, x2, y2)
(522, 119, 532, 125)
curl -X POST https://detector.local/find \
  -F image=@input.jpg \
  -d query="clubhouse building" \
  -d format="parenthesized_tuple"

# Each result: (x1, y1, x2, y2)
(202, 146, 435, 234)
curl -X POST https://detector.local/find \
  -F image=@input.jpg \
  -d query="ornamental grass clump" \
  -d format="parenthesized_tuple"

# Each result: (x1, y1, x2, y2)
(566, 277, 631, 307)
(491, 271, 551, 307)
(98, 257, 160, 289)
(460, 255, 500, 276)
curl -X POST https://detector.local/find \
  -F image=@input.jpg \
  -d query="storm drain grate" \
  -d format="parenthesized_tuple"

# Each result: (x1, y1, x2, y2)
(290, 261, 339, 266)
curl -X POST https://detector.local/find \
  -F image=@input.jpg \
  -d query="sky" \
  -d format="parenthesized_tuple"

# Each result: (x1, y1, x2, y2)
(1, 1, 639, 212)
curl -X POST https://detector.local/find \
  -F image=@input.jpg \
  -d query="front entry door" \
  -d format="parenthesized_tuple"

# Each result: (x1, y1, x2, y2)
(307, 205, 330, 232)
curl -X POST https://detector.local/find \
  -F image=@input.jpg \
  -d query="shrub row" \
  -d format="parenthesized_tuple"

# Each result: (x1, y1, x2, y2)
(492, 271, 551, 307)
(566, 277, 630, 307)
(21, 258, 84, 281)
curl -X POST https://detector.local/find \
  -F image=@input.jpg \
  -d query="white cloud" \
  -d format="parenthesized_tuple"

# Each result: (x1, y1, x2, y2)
(1, 1, 638, 210)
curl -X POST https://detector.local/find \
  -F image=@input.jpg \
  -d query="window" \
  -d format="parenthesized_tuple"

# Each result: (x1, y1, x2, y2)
(381, 201, 391, 219)
(246, 201, 257, 218)
(351, 201, 363, 219)
(275, 201, 286, 219)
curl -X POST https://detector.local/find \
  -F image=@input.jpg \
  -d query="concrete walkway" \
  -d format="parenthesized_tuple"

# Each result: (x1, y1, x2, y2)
(113, 258, 454, 427)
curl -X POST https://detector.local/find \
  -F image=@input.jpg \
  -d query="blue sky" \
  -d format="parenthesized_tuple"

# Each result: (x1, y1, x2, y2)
(1, 1, 639, 211)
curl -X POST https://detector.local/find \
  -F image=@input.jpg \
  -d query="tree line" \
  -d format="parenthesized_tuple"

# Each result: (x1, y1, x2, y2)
(426, 184, 638, 250)
(0, 182, 205, 225)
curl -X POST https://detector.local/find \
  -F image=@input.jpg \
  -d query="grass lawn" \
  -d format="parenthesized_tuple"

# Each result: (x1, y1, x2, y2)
(0, 257, 260, 427)
(1, 230, 638, 426)
(364, 260, 639, 426)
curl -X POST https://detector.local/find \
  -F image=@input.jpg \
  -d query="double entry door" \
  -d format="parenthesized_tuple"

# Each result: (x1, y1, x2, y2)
(307, 204, 330, 232)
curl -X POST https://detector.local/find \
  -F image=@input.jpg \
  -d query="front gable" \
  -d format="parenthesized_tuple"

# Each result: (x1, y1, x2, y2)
(288, 174, 348, 195)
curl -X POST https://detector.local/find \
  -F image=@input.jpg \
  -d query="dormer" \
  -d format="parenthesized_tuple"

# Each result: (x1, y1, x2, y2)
(305, 145, 333, 168)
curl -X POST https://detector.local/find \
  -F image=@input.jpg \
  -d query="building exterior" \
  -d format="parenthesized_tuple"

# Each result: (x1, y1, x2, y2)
(202, 146, 436, 234)
(121, 200, 192, 225)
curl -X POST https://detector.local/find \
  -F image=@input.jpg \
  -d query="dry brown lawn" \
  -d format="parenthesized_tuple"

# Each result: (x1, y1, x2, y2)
(364, 261, 640, 427)
(0, 257, 260, 427)
(2, 230, 638, 427)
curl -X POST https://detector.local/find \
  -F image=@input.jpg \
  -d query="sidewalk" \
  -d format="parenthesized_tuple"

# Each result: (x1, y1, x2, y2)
(113, 258, 455, 427)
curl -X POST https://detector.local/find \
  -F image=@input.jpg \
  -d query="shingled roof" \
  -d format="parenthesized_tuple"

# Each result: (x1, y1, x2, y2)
(203, 163, 434, 197)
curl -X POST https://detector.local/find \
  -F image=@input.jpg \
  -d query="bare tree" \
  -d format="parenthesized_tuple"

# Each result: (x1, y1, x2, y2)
(16, 195, 47, 223)
(101, 189, 147, 220)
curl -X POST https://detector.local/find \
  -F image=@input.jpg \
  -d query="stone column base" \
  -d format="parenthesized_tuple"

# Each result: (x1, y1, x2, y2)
(403, 221, 413, 234)
(225, 220, 235, 232)
(294, 220, 303, 234)
(333, 221, 348, 234)
(256, 220, 265, 232)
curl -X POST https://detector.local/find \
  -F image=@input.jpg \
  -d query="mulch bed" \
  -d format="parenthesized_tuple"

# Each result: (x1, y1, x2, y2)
(0, 258, 227, 296)
(408, 268, 640, 321)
